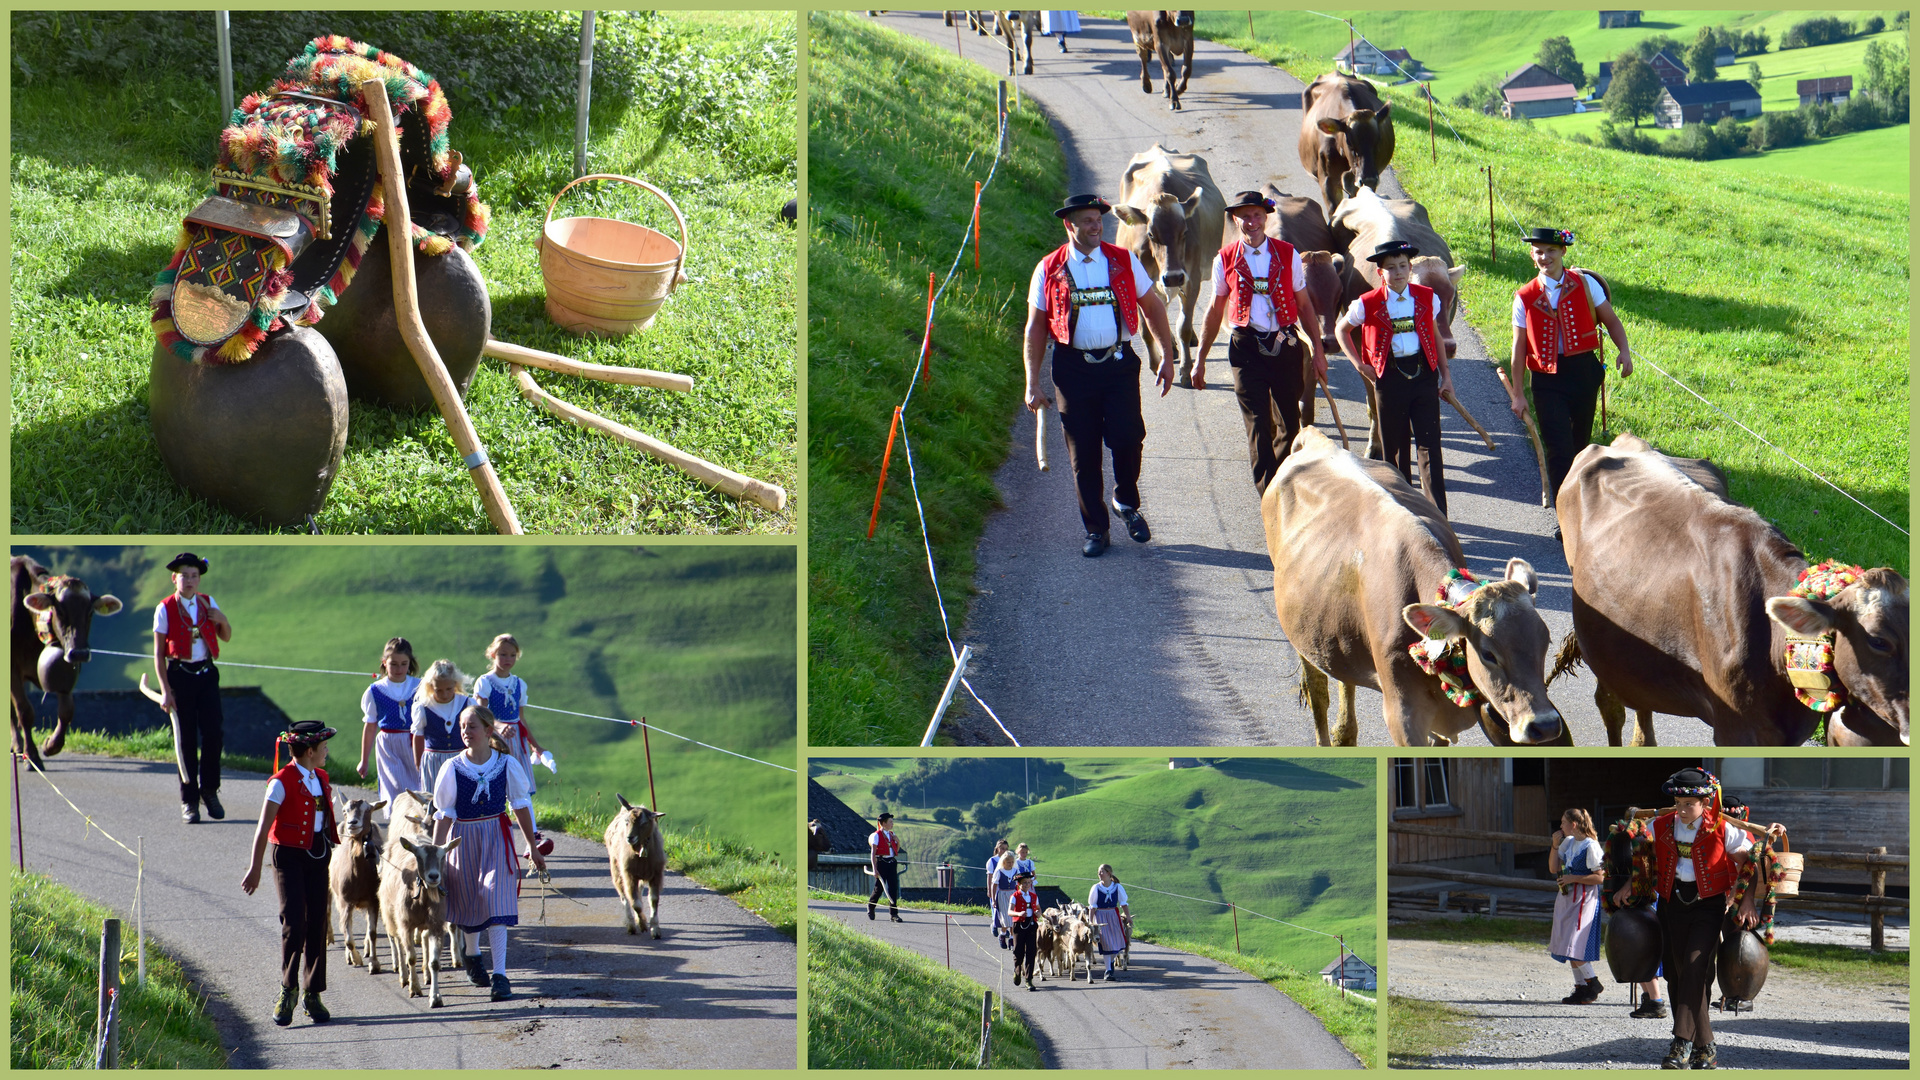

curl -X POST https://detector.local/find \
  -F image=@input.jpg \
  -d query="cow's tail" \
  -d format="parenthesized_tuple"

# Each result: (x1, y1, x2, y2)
(1547, 634, 1586, 686)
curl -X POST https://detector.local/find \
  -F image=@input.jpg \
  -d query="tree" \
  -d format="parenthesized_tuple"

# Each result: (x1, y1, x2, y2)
(1536, 35, 1584, 90)
(1635, 34, 1685, 63)
(1746, 62, 1763, 91)
(1687, 26, 1720, 82)
(1605, 52, 1662, 127)
(932, 806, 963, 827)
(1862, 37, 1911, 118)
(1864, 15, 1886, 34)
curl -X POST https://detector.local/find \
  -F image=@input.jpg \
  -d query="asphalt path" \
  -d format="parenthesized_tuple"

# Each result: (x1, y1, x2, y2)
(15, 754, 795, 1069)
(869, 12, 1698, 747)
(811, 898, 1359, 1069)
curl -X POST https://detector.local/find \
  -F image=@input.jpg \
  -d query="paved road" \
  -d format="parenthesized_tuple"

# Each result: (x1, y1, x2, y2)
(869, 11, 1698, 747)
(812, 898, 1359, 1069)
(16, 754, 795, 1069)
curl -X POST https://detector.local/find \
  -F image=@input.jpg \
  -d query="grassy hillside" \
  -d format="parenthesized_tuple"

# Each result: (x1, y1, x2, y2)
(17, 545, 796, 857)
(806, 12, 1072, 746)
(1708, 121, 1910, 191)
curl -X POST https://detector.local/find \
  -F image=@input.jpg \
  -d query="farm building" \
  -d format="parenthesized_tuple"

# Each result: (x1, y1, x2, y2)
(1656, 80, 1762, 126)
(1799, 75, 1854, 105)
(1500, 63, 1578, 118)
(1649, 50, 1689, 88)
(1715, 45, 1736, 67)
(1321, 953, 1377, 991)
(30, 686, 292, 759)
(1593, 61, 1614, 97)
(1598, 10, 1642, 28)
(808, 778, 876, 893)
(1335, 41, 1423, 79)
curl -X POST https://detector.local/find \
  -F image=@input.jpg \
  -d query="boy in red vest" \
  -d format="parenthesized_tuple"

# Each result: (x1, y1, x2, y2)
(868, 811, 905, 922)
(1616, 768, 1785, 1069)
(240, 721, 342, 1027)
(1008, 870, 1042, 989)
(152, 552, 232, 824)
(1195, 190, 1327, 494)
(1336, 239, 1454, 515)
(1023, 194, 1178, 557)
(1506, 227, 1633, 536)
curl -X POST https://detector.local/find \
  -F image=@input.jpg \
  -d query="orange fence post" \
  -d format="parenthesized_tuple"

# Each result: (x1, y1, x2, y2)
(973, 181, 982, 270)
(867, 406, 903, 539)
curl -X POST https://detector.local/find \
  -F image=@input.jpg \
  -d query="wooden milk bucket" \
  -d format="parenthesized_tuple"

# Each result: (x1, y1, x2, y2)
(539, 174, 688, 336)
(1772, 835, 1804, 897)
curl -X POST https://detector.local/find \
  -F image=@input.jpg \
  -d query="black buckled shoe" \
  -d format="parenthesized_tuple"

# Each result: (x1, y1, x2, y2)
(1660, 1038, 1693, 1069)
(302, 991, 330, 1024)
(490, 973, 512, 1002)
(466, 954, 490, 987)
(1631, 998, 1670, 1019)
(202, 792, 225, 820)
(272, 987, 297, 1027)
(182, 802, 201, 825)
(1116, 506, 1151, 543)
(1688, 1043, 1716, 1070)
(1083, 532, 1110, 558)
(890, 911, 904, 923)
(867, 906, 876, 921)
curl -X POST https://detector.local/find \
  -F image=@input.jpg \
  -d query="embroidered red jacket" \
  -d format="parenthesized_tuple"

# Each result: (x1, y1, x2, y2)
(1652, 812, 1735, 899)
(267, 763, 340, 849)
(1219, 238, 1298, 328)
(1358, 283, 1442, 376)
(1516, 269, 1601, 374)
(159, 594, 220, 660)
(1041, 242, 1140, 345)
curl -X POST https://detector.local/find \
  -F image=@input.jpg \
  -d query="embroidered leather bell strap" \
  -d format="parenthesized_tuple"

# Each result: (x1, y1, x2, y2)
(1603, 819, 1655, 912)
(31, 576, 83, 647)
(1070, 286, 1117, 307)
(1784, 561, 1863, 712)
(1407, 568, 1487, 707)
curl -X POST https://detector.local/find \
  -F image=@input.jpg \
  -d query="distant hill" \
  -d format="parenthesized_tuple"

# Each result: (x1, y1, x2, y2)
(16, 545, 795, 857)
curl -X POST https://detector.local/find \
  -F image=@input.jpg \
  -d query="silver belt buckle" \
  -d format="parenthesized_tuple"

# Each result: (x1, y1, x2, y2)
(1085, 345, 1118, 364)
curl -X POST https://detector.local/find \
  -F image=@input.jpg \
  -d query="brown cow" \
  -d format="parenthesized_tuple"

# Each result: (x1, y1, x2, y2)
(1259, 183, 1347, 422)
(1557, 432, 1908, 746)
(1125, 11, 1196, 111)
(1114, 144, 1225, 387)
(1299, 74, 1396, 214)
(993, 11, 1039, 75)
(1265, 427, 1566, 746)
(10, 556, 121, 767)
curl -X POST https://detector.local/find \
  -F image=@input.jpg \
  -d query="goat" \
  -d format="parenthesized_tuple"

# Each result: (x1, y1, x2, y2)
(378, 834, 459, 1006)
(328, 796, 386, 971)
(605, 794, 667, 938)
(386, 789, 469, 970)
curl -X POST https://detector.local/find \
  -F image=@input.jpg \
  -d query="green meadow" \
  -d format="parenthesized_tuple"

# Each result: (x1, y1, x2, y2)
(18, 545, 796, 858)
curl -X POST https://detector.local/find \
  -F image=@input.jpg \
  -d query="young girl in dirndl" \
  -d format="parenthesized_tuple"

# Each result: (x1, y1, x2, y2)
(472, 633, 549, 851)
(1089, 864, 1130, 980)
(991, 852, 1019, 947)
(412, 659, 473, 795)
(431, 704, 545, 1001)
(356, 637, 420, 822)
(1549, 808, 1606, 1003)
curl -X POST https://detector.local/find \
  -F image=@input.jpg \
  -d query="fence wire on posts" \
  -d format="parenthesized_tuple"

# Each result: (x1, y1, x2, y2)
(1302, 10, 1905, 541)
(862, 77, 1022, 747)
(22, 755, 148, 988)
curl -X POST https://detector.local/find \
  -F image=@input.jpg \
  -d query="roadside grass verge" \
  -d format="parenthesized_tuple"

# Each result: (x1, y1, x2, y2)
(1388, 993, 1479, 1068)
(807, 913, 1045, 1069)
(1390, 915, 1552, 945)
(1135, 931, 1376, 1068)
(10, 10, 793, 534)
(11, 872, 227, 1069)
(809, 887, 991, 917)
(806, 11, 1070, 745)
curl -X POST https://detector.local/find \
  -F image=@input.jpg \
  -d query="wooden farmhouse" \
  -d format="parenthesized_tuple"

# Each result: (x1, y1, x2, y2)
(1656, 80, 1763, 127)
(1598, 10, 1643, 28)
(1321, 953, 1378, 991)
(1500, 63, 1579, 118)
(808, 778, 876, 894)
(1335, 41, 1422, 79)
(1648, 50, 1690, 88)
(1799, 75, 1854, 105)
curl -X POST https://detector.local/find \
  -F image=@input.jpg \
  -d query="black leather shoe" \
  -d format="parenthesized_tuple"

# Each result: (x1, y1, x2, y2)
(890, 912, 904, 923)
(490, 973, 512, 1002)
(867, 907, 876, 921)
(1660, 1038, 1693, 1069)
(202, 792, 225, 820)
(466, 954, 490, 987)
(1117, 506, 1151, 543)
(181, 802, 200, 825)
(1083, 532, 1109, 558)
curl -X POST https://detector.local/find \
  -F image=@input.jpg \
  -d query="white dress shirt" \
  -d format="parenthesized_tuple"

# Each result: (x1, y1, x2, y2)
(1029, 246, 1154, 350)
(1345, 287, 1444, 358)
(1212, 241, 1307, 332)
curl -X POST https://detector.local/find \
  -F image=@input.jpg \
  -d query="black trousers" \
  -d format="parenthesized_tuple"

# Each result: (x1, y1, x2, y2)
(272, 841, 331, 992)
(1052, 342, 1144, 535)
(1530, 350, 1603, 506)
(1377, 358, 1448, 516)
(1228, 327, 1305, 495)
(1658, 885, 1726, 1045)
(168, 660, 223, 803)
(868, 858, 900, 910)
(1011, 919, 1038, 977)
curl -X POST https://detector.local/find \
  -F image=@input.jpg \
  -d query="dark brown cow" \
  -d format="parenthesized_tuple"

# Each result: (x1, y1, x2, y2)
(1259, 183, 1347, 423)
(1265, 427, 1565, 746)
(1114, 144, 1224, 386)
(1558, 433, 1909, 746)
(10, 556, 121, 767)
(1125, 11, 1196, 111)
(1299, 74, 1396, 214)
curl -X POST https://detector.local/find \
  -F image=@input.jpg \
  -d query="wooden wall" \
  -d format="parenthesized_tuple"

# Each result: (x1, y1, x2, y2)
(1392, 758, 1508, 867)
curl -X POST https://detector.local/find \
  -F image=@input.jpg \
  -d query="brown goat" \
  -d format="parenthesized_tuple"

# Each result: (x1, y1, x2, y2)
(329, 796, 386, 971)
(605, 794, 667, 938)
(379, 833, 459, 1006)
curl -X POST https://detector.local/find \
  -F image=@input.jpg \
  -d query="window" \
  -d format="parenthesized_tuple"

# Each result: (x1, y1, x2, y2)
(1391, 758, 1458, 816)
(1766, 759, 1908, 790)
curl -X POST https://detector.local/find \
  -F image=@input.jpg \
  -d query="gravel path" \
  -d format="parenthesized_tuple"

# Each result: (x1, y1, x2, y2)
(1390, 936, 1909, 1069)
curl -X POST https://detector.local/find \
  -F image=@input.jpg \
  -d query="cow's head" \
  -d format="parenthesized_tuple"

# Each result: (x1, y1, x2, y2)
(1115, 190, 1203, 291)
(399, 835, 457, 897)
(1167, 10, 1195, 28)
(807, 819, 833, 852)
(1410, 255, 1467, 357)
(1403, 558, 1565, 744)
(1767, 568, 1909, 745)
(615, 793, 664, 855)
(1316, 103, 1394, 194)
(22, 576, 121, 667)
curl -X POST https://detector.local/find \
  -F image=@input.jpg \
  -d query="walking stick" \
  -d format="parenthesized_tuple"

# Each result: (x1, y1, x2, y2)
(1600, 373, 1609, 438)
(1035, 408, 1050, 471)
(483, 339, 693, 392)
(360, 79, 522, 534)
(1440, 388, 1497, 451)
(1318, 369, 1350, 450)
(1497, 366, 1553, 507)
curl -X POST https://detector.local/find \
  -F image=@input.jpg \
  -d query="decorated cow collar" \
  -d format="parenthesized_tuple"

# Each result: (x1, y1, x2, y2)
(1782, 561, 1864, 713)
(1408, 568, 1488, 708)
(31, 576, 85, 647)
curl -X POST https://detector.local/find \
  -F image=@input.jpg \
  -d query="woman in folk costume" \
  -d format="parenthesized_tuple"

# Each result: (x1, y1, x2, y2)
(240, 721, 342, 1027)
(992, 852, 1020, 947)
(356, 637, 420, 822)
(411, 659, 473, 795)
(985, 840, 1011, 931)
(431, 703, 545, 1001)
(1009, 870, 1043, 990)
(1615, 767, 1784, 1070)
(1088, 864, 1131, 980)
(1041, 10, 1080, 51)
(1548, 808, 1606, 1003)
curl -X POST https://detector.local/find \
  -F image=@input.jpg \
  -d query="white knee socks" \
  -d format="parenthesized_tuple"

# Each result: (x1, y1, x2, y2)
(488, 924, 509, 975)
(1573, 961, 1596, 980)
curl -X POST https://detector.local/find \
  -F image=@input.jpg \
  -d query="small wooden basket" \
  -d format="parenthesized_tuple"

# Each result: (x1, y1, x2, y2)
(539, 174, 688, 337)
(1772, 835, 1803, 897)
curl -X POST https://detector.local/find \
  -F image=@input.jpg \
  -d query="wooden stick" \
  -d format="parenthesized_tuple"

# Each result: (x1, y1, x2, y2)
(1320, 372, 1350, 450)
(361, 79, 522, 535)
(511, 365, 786, 512)
(1498, 366, 1553, 508)
(1035, 408, 1050, 471)
(1441, 388, 1496, 451)
(1600, 373, 1609, 436)
(483, 339, 693, 392)
(1630, 806, 1773, 836)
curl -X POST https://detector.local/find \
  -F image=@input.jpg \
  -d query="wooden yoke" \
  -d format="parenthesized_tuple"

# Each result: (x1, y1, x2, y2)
(1628, 806, 1773, 836)
(360, 78, 523, 535)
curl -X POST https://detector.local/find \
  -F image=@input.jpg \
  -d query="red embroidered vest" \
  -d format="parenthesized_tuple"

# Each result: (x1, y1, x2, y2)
(160, 594, 220, 660)
(1516, 269, 1601, 374)
(1358, 284, 1442, 377)
(267, 764, 340, 849)
(871, 830, 899, 858)
(1042, 242, 1140, 345)
(1220, 238, 1298, 328)
(1010, 888, 1040, 922)
(1652, 812, 1735, 899)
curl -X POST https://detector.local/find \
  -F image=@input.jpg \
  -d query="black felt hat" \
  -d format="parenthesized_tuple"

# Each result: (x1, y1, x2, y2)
(280, 720, 338, 748)
(1224, 190, 1276, 213)
(1054, 193, 1112, 219)
(1520, 226, 1575, 247)
(1015, 870, 1035, 883)
(1365, 239, 1420, 264)
(876, 811, 894, 822)
(166, 552, 210, 574)
(1662, 767, 1717, 798)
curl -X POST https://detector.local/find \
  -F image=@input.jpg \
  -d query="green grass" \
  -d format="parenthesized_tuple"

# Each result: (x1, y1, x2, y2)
(11, 872, 228, 1069)
(1768, 939, 1909, 983)
(1711, 122, 1911, 192)
(20, 544, 795, 858)
(809, 887, 991, 917)
(806, 913, 1045, 1069)
(805, 11, 1072, 746)
(1388, 993, 1480, 1067)
(10, 11, 794, 534)
(1139, 933, 1375, 1068)
(1391, 915, 1555, 945)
